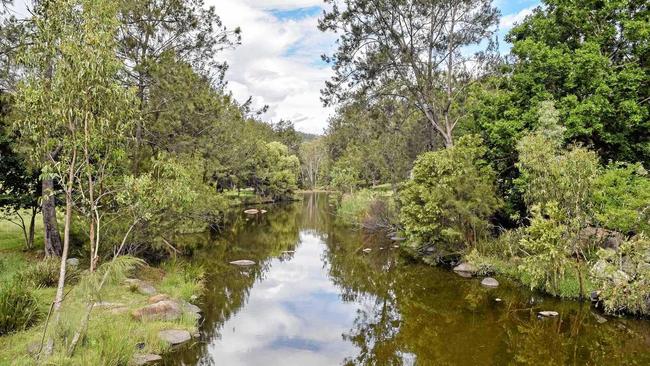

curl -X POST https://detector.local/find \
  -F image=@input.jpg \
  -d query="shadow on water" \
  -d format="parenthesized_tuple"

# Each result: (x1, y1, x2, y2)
(164, 193, 650, 365)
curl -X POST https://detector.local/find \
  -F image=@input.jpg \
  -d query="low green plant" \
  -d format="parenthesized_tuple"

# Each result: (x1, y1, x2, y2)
(591, 235, 650, 315)
(17, 257, 79, 288)
(0, 282, 40, 335)
(159, 260, 205, 301)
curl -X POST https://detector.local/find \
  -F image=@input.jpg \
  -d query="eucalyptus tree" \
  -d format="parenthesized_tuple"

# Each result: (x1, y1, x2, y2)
(319, 0, 500, 147)
(13, 0, 136, 351)
(117, 0, 241, 172)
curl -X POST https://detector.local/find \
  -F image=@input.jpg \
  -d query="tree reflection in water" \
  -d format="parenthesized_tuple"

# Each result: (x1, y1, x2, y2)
(165, 194, 650, 366)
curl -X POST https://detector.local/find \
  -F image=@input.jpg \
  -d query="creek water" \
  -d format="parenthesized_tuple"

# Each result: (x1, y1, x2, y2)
(164, 193, 650, 365)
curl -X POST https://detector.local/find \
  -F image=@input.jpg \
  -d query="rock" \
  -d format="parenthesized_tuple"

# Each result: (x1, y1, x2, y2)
(538, 311, 559, 318)
(190, 295, 199, 302)
(230, 259, 256, 266)
(580, 227, 624, 250)
(393, 245, 399, 249)
(244, 208, 259, 215)
(495, 298, 502, 302)
(453, 263, 478, 277)
(390, 236, 406, 242)
(182, 301, 201, 316)
(591, 260, 609, 279)
(592, 312, 607, 324)
(481, 277, 499, 288)
(110, 307, 129, 315)
(362, 248, 372, 253)
(66, 257, 79, 267)
(94, 301, 126, 309)
(590, 290, 601, 302)
(132, 300, 182, 321)
(260, 209, 268, 214)
(148, 294, 171, 304)
(125, 279, 157, 295)
(133, 354, 162, 365)
(158, 329, 191, 345)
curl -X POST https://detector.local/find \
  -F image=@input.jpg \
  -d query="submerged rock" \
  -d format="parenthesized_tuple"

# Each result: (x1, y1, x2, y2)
(481, 277, 499, 288)
(132, 300, 181, 321)
(453, 263, 478, 277)
(158, 329, 191, 345)
(244, 208, 260, 215)
(538, 311, 559, 318)
(230, 259, 256, 266)
(133, 354, 162, 365)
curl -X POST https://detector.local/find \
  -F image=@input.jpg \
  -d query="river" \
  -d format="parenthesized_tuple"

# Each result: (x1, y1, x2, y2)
(164, 193, 650, 365)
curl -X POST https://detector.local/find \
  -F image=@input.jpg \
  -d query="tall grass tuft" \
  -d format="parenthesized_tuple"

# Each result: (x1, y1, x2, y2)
(0, 283, 40, 335)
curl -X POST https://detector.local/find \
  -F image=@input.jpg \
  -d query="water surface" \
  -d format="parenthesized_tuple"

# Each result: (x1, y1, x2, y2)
(165, 193, 650, 365)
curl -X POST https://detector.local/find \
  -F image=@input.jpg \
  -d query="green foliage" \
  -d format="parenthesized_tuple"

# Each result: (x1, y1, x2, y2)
(591, 235, 650, 315)
(0, 282, 40, 335)
(329, 159, 360, 193)
(399, 135, 501, 257)
(518, 203, 573, 296)
(593, 163, 650, 234)
(252, 141, 300, 201)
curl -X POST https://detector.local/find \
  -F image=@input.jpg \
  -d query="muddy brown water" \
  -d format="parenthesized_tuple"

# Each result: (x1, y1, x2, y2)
(164, 193, 650, 365)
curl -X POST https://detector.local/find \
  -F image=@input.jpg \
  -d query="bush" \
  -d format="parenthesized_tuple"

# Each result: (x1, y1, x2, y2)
(329, 161, 360, 193)
(399, 135, 501, 259)
(593, 162, 650, 234)
(0, 282, 40, 335)
(17, 257, 78, 288)
(336, 190, 396, 229)
(591, 235, 650, 315)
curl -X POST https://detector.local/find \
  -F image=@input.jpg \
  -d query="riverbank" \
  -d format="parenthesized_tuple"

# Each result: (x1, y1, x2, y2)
(0, 220, 204, 365)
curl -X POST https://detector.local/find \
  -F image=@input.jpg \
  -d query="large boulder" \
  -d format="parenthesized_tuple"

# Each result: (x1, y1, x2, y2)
(158, 329, 191, 345)
(131, 300, 181, 321)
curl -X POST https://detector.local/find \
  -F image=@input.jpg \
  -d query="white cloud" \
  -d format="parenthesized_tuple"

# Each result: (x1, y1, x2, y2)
(207, 0, 335, 135)
(500, 6, 536, 29)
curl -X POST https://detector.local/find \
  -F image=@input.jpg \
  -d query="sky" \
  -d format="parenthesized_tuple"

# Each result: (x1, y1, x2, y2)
(7, 0, 542, 135)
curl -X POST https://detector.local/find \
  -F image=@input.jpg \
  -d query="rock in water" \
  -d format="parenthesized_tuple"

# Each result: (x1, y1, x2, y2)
(131, 300, 182, 321)
(244, 209, 259, 215)
(362, 248, 372, 253)
(453, 263, 478, 277)
(230, 259, 256, 266)
(158, 329, 191, 345)
(133, 354, 162, 365)
(481, 277, 499, 288)
(538, 311, 559, 318)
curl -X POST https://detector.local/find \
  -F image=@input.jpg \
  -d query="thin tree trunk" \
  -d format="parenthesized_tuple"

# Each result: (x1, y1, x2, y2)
(28, 208, 37, 250)
(42, 177, 62, 256)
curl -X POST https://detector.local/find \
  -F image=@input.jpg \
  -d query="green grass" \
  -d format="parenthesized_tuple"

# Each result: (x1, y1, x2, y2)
(0, 211, 44, 252)
(0, 216, 203, 365)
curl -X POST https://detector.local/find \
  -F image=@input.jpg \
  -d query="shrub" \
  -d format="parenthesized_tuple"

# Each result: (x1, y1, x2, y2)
(591, 235, 650, 315)
(0, 282, 40, 335)
(593, 162, 650, 234)
(399, 135, 501, 259)
(17, 257, 78, 288)
(329, 161, 360, 193)
(336, 190, 396, 229)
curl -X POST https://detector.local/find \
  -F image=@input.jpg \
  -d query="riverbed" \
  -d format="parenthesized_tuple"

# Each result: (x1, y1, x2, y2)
(164, 193, 650, 365)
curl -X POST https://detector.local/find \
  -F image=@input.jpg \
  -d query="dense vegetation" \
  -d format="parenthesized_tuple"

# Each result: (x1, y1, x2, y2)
(319, 0, 649, 316)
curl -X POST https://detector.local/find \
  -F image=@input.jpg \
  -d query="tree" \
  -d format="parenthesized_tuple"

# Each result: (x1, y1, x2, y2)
(251, 141, 300, 201)
(0, 94, 40, 250)
(300, 138, 328, 189)
(117, 0, 241, 172)
(14, 0, 136, 352)
(320, 0, 500, 147)
(399, 135, 500, 259)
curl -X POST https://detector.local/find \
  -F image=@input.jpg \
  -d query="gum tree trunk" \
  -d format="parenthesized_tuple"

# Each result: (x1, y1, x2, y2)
(42, 177, 63, 256)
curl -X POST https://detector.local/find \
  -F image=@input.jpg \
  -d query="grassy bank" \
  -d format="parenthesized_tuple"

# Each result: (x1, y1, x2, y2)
(0, 217, 204, 365)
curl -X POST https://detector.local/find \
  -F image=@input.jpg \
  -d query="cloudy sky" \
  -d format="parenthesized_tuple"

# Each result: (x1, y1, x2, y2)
(8, 0, 542, 134)
(208, 0, 541, 134)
